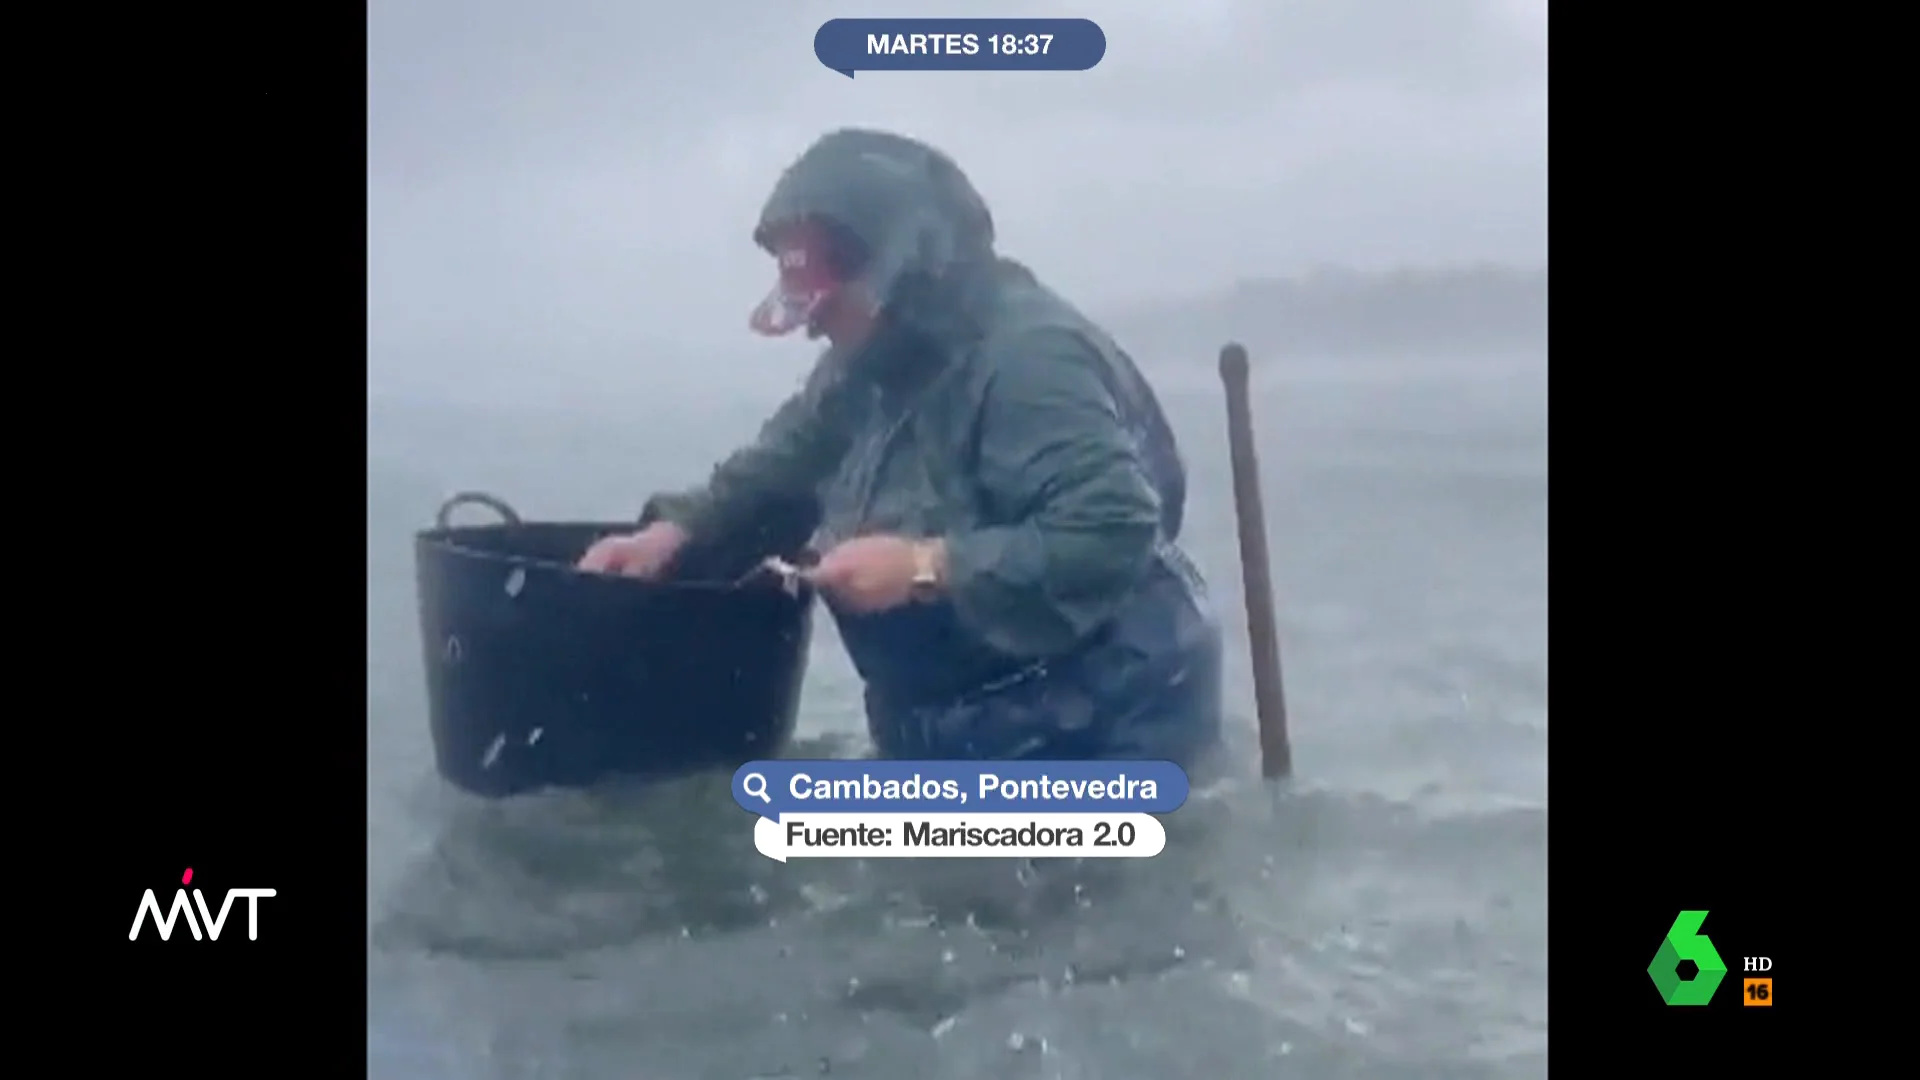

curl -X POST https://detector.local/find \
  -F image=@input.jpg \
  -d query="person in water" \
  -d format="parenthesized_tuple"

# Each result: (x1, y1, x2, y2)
(579, 128, 1223, 770)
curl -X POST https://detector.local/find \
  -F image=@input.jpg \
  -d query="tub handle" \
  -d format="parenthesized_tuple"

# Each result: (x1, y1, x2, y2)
(434, 491, 524, 530)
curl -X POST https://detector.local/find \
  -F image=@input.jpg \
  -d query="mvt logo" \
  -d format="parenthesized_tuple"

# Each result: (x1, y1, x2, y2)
(129, 868, 277, 942)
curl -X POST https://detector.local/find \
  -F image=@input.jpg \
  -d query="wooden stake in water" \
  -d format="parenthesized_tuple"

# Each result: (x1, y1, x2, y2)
(1218, 343, 1294, 780)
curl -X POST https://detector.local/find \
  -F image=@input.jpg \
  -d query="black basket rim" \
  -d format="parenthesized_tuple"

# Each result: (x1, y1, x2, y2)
(415, 522, 814, 598)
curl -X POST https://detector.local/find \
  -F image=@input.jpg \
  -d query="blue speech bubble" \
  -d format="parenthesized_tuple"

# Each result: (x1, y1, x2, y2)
(813, 18, 1107, 79)
(730, 759, 1188, 818)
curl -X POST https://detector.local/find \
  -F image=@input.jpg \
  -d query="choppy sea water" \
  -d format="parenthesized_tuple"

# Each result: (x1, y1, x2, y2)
(367, 353, 1548, 1079)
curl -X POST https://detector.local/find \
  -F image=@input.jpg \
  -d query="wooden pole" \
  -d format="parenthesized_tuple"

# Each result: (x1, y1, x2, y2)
(1217, 343, 1293, 780)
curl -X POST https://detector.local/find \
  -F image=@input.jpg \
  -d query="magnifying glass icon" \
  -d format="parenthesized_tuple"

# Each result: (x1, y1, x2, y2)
(742, 772, 772, 804)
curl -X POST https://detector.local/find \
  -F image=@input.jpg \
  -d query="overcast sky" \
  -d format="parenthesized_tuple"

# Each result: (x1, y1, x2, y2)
(368, 0, 1547, 402)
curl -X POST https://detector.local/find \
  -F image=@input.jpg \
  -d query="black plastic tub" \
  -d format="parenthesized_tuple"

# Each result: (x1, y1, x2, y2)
(412, 491, 818, 798)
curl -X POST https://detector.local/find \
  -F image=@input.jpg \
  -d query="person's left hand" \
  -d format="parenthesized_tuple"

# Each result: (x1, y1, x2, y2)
(804, 534, 925, 613)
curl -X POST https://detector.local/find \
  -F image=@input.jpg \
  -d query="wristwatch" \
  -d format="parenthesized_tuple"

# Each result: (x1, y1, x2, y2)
(909, 540, 943, 602)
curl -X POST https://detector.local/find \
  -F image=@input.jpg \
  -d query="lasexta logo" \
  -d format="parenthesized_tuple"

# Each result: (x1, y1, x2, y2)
(129, 867, 277, 942)
(1646, 909, 1727, 1005)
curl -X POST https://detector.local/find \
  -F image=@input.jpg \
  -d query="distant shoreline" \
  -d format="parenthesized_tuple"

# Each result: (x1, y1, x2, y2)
(1110, 264, 1548, 363)
(370, 263, 1551, 409)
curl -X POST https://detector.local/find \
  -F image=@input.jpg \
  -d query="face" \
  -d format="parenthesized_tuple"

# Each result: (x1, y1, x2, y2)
(748, 220, 881, 350)
(803, 282, 879, 347)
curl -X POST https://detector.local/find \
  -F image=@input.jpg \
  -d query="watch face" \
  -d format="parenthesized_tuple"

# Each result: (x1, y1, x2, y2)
(908, 543, 939, 600)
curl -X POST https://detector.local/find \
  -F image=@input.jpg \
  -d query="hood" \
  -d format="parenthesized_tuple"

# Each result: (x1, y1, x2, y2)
(754, 129, 997, 316)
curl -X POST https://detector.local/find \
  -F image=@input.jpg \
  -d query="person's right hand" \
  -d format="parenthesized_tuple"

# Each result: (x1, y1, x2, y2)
(576, 522, 690, 579)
